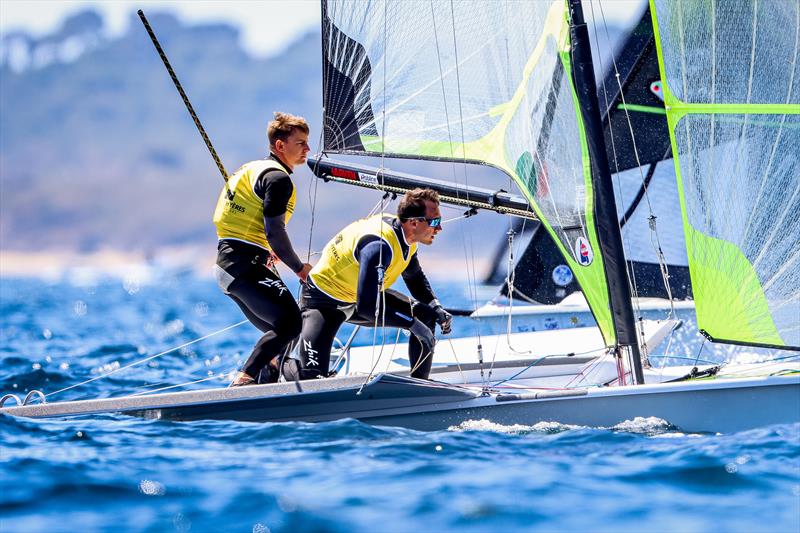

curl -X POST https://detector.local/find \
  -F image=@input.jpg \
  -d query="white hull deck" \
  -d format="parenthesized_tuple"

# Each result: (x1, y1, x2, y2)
(2, 371, 797, 434)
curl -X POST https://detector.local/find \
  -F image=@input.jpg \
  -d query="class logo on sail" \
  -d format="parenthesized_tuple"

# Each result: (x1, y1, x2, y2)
(551, 264, 574, 286)
(650, 80, 664, 101)
(573, 237, 593, 266)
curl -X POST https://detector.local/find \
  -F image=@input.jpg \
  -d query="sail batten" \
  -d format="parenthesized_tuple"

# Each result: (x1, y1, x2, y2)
(651, 0, 800, 349)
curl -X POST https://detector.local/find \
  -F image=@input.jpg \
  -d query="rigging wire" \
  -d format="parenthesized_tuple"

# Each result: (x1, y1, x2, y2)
(44, 320, 249, 399)
(427, 0, 486, 384)
(490, 15, 537, 377)
(593, 0, 677, 322)
(359, 0, 392, 392)
(380, 329, 402, 374)
(590, 1, 682, 374)
(502, 215, 534, 358)
(440, 0, 486, 385)
(586, 0, 646, 364)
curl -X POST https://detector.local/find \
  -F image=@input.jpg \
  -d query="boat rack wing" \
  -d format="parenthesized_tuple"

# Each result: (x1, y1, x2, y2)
(0, 374, 479, 423)
(307, 156, 538, 220)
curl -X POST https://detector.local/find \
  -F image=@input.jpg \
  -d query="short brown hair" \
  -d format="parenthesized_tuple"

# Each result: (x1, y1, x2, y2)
(397, 188, 440, 220)
(267, 112, 309, 147)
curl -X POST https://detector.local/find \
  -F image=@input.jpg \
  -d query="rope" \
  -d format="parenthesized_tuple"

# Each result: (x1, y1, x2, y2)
(45, 320, 248, 399)
(380, 329, 403, 374)
(501, 220, 534, 357)
(490, 345, 608, 388)
(359, 5, 391, 395)
(566, 350, 608, 388)
(130, 369, 236, 397)
(442, 0, 486, 384)
(593, 1, 676, 322)
(446, 337, 467, 385)
(718, 353, 800, 377)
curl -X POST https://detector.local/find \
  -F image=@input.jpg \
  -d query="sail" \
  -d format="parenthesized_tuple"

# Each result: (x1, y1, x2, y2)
(599, 4, 672, 172)
(322, 0, 617, 343)
(650, 0, 800, 349)
(488, 5, 690, 305)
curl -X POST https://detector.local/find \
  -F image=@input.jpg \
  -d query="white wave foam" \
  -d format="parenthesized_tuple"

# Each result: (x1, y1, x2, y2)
(447, 418, 580, 434)
(611, 416, 674, 434)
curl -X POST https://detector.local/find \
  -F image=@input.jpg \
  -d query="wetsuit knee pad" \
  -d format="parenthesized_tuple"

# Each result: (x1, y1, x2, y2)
(280, 358, 323, 381)
(412, 302, 437, 327)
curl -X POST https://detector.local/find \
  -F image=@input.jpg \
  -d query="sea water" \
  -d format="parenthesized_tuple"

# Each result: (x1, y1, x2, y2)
(2, 274, 798, 532)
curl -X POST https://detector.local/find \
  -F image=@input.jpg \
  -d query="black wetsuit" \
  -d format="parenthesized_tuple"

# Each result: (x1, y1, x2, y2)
(215, 155, 303, 379)
(298, 218, 438, 380)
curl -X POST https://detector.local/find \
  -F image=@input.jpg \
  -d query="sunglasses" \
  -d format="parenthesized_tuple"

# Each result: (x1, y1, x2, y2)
(407, 216, 442, 228)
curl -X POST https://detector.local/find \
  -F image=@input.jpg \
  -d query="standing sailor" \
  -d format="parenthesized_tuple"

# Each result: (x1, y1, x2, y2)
(213, 112, 312, 386)
(296, 188, 453, 380)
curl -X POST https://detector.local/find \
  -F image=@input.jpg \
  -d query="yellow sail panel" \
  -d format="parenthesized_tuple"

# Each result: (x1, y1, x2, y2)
(650, 0, 800, 348)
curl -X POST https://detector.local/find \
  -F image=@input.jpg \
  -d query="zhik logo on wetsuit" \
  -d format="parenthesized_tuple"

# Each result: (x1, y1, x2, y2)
(258, 278, 286, 296)
(303, 339, 319, 366)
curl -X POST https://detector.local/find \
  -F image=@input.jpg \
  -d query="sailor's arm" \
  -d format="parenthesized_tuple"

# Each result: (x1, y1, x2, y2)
(258, 170, 311, 279)
(402, 253, 435, 304)
(402, 253, 452, 334)
(355, 238, 437, 350)
(354, 237, 411, 325)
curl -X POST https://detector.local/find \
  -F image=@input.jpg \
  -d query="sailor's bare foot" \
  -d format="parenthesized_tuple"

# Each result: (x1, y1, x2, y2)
(229, 372, 256, 387)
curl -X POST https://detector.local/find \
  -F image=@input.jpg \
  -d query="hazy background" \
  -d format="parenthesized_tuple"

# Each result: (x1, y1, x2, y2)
(0, 0, 644, 280)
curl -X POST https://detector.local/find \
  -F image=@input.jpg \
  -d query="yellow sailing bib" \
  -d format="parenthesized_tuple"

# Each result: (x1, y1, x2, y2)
(212, 159, 296, 251)
(310, 214, 417, 303)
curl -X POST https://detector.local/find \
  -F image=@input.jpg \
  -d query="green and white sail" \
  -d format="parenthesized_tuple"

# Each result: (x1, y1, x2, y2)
(650, 0, 800, 349)
(322, 0, 617, 343)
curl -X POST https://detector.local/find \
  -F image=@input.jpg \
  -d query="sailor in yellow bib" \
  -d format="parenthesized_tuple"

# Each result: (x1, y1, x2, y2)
(214, 112, 313, 387)
(295, 189, 453, 381)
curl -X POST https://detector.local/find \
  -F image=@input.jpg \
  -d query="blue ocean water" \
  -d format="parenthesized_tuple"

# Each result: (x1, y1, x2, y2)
(2, 274, 799, 532)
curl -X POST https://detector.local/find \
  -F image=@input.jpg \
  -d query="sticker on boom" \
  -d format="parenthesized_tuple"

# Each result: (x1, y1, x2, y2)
(574, 237, 593, 266)
(331, 167, 357, 180)
(359, 172, 378, 185)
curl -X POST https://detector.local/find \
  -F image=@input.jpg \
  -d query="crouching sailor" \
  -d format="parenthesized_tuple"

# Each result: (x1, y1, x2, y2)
(296, 188, 453, 380)
(213, 112, 312, 386)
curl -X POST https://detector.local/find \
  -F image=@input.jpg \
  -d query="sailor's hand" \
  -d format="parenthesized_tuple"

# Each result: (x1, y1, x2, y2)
(296, 263, 313, 283)
(430, 300, 453, 335)
(409, 319, 436, 353)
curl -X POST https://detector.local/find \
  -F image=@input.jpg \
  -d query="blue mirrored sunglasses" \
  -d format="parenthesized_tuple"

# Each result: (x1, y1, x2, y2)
(408, 216, 441, 228)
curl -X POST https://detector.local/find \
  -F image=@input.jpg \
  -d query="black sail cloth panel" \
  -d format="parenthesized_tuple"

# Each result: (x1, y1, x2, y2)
(598, 5, 671, 171)
(322, 0, 378, 152)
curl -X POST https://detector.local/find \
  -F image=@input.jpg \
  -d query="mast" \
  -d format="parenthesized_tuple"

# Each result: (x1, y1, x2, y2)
(568, 0, 645, 384)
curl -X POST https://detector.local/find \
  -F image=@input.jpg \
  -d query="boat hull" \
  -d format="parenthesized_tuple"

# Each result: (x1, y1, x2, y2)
(3, 373, 798, 434)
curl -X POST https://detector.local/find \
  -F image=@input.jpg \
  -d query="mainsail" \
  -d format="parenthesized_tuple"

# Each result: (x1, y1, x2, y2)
(321, 0, 619, 343)
(650, 0, 800, 349)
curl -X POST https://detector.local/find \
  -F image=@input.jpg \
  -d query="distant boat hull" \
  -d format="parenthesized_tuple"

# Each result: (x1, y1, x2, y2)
(469, 295, 695, 334)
